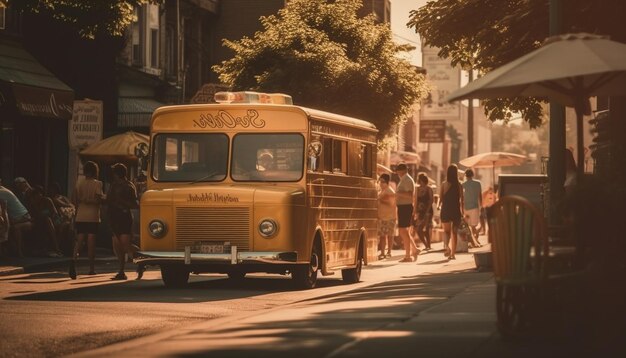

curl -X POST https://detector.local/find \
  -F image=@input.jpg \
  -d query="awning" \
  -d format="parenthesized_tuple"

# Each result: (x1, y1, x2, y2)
(0, 39, 74, 120)
(118, 97, 165, 127)
(189, 0, 219, 13)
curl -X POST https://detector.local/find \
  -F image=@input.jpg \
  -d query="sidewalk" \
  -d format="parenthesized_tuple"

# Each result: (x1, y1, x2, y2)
(0, 247, 118, 276)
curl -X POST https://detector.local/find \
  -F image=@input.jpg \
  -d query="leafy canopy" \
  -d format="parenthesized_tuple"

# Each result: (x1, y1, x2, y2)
(213, 0, 427, 139)
(12, 0, 160, 39)
(407, 0, 626, 128)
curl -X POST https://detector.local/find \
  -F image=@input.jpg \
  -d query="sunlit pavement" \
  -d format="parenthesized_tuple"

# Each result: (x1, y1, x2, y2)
(3, 237, 596, 357)
(67, 241, 518, 358)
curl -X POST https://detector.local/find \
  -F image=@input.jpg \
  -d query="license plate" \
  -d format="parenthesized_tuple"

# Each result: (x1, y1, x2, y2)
(197, 244, 224, 254)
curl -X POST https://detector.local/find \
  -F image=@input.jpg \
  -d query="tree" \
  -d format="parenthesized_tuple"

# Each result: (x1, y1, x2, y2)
(212, 0, 428, 139)
(13, 0, 159, 39)
(407, 0, 626, 128)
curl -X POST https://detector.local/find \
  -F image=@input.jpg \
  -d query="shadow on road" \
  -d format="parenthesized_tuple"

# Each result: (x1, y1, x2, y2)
(3, 272, 347, 303)
(141, 269, 506, 358)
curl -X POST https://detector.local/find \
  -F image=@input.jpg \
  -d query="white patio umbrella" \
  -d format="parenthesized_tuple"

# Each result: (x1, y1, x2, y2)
(446, 33, 626, 177)
(459, 151, 527, 185)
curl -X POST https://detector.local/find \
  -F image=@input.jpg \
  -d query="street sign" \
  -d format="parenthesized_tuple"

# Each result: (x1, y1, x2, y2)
(419, 119, 446, 143)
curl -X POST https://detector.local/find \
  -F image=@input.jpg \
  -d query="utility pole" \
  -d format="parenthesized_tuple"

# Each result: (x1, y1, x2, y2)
(467, 70, 474, 157)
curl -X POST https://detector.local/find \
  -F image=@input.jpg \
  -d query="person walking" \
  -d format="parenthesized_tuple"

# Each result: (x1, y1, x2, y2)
(69, 161, 103, 279)
(377, 173, 396, 259)
(415, 173, 433, 251)
(439, 164, 464, 260)
(395, 164, 419, 262)
(462, 169, 483, 247)
(105, 163, 143, 280)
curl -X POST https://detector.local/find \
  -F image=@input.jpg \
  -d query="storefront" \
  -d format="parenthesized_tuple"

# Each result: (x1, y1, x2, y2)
(0, 39, 74, 190)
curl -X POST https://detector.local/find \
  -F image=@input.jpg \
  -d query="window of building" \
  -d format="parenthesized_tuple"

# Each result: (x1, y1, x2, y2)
(0, 5, 6, 30)
(148, 4, 159, 68)
(165, 25, 176, 79)
(150, 29, 158, 68)
(131, 7, 142, 66)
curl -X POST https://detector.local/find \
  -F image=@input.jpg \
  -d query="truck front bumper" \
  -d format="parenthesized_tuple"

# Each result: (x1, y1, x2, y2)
(134, 250, 299, 266)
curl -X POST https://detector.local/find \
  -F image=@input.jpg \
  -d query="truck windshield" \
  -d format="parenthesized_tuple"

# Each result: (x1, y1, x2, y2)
(151, 133, 229, 182)
(231, 133, 304, 182)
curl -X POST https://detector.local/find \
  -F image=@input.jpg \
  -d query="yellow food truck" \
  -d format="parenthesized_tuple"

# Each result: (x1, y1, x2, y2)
(135, 91, 378, 288)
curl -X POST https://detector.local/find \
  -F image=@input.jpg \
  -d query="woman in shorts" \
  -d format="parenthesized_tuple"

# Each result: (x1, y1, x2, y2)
(377, 174, 396, 259)
(70, 161, 103, 278)
(106, 163, 142, 281)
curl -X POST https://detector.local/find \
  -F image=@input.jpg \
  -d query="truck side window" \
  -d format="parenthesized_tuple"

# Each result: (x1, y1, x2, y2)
(332, 140, 347, 174)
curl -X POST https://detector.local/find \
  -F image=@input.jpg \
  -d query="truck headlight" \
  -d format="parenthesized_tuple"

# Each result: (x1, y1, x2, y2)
(258, 218, 278, 238)
(148, 219, 167, 238)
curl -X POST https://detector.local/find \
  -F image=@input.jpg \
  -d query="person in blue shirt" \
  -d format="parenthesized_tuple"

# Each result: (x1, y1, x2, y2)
(462, 169, 483, 247)
(0, 179, 33, 257)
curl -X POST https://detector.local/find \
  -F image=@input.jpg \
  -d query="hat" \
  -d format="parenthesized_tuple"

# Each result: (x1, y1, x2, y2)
(396, 163, 408, 171)
(14, 177, 27, 184)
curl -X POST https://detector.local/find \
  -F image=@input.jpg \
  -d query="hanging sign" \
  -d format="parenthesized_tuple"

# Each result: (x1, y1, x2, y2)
(69, 99, 103, 149)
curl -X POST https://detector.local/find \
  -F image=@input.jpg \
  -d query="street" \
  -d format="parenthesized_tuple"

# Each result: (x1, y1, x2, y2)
(0, 245, 497, 358)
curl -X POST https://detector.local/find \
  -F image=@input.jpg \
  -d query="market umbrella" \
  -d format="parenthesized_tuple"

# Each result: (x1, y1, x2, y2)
(459, 151, 527, 185)
(79, 131, 149, 165)
(446, 33, 626, 177)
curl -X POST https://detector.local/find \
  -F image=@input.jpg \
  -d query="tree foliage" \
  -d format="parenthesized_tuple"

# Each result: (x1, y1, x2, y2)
(12, 0, 159, 39)
(213, 0, 428, 139)
(407, 0, 626, 128)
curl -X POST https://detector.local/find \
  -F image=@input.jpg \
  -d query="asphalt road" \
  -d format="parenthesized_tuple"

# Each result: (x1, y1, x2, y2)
(0, 249, 456, 358)
(0, 246, 488, 357)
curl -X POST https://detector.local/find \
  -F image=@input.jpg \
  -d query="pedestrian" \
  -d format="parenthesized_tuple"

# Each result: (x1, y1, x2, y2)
(13, 177, 35, 211)
(377, 173, 396, 259)
(395, 163, 419, 262)
(415, 173, 433, 251)
(0, 179, 33, 257)
(69, 161, 103, 279)
(48, 182, 75, 255)
(105, 163, 144, 280)
(462, 169, 483, 247)
(30, 185, 63, 257)
(439, 164, 464, 260)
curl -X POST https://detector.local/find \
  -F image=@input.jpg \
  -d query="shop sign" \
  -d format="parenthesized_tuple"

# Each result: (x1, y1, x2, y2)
(12, 84, 74, 120)
(69, 100, 103, 149)
(419, 119, 446, 143)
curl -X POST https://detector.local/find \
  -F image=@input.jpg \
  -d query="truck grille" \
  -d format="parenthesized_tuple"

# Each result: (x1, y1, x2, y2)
(175, 207, 251, 251)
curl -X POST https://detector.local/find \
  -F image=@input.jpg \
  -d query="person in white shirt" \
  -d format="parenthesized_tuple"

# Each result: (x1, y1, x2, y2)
(377, 173, 396, 259)
(395, 164, 420, 262)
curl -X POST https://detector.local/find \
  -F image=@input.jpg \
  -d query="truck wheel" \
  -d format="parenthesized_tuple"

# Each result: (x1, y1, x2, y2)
(161, 265, 190, 288)
(292, 244, 320, 289)
(342, 242, 363, 284)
